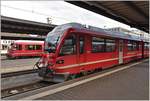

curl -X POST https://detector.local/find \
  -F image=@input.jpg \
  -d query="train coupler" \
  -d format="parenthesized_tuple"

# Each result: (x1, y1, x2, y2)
(38, 67, 54, 77)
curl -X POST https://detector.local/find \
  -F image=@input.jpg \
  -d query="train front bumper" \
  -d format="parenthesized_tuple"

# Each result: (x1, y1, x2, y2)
(38, 67, 69, 83)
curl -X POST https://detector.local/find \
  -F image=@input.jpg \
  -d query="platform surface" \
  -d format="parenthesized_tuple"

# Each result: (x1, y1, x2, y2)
(37, 60, 149, 100)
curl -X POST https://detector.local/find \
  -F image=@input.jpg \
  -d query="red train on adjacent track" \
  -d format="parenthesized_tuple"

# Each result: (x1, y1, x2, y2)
(7, 40, 44, 58)
(35, 23, 149, 82)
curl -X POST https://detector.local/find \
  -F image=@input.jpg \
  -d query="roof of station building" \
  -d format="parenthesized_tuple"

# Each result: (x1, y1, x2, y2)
(67, 1, 149, 33)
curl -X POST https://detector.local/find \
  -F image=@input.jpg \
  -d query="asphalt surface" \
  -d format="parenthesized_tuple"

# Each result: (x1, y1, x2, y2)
(1, 56, 40, 68)
(38, 60, 149, 100)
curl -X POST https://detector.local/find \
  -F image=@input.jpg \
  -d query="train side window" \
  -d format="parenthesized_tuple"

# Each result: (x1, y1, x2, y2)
(26, 45, 35, 50)
(16, 44, 22, 50)
(79, 36, 84, 54)
(92, 37, 105, 53)
(139, 43, 142, 49)
(132, 41, 137, 51)
(127, 41, 138, 51)
(136, 42, 139, 50)
(144, 42, 149, 50)
(36, 45, 42, 50)
(127, 41, 133, 51)
(106, 39, 115, 52)
(59, 35, 76, 56)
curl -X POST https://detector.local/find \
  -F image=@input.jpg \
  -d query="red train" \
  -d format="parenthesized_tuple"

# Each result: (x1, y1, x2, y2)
(7, 40, 44, 58)
(36, 23, 149, 82)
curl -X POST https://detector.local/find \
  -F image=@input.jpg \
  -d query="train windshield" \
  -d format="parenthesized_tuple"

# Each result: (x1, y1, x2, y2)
(45, 31, 63, 53)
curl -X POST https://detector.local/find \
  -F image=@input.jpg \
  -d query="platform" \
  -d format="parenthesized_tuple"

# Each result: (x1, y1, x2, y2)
(37, 60, 149, 100)
(3, 59, 149, 100)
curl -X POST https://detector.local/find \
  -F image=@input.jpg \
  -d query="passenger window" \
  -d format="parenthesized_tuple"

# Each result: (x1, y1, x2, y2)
(133, 41, 137, 51)
(79, 36, 84, 54)
(128, 41, 138, 51)
(106, 39, 115, 52)
(144, 42, 149, 50)
(92, 37, 105, 53)
(59, 35, 76, 56)
(136, 42, 139, 50)
(16, 44, 22, 50)
(26, 45, 35, 50)
(128, 41, 133, 51)
(35, 45, 42, 50)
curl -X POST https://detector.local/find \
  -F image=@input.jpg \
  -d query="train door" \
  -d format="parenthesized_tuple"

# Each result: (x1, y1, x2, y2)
(119, 40, 123, 64)
(78, 35, 86, 65)
(56, 34, 77, 71)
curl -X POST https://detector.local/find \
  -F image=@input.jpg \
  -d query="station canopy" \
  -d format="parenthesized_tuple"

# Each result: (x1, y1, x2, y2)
(67, 1, 149, 33)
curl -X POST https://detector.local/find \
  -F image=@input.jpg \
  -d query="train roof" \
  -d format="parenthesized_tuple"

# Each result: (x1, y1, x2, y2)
(53, 23, 144, 41)
(14, 40, 44, 43)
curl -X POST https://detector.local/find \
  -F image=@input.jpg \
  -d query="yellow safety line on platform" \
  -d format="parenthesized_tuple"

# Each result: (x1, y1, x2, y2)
(20, 59, 148, 100)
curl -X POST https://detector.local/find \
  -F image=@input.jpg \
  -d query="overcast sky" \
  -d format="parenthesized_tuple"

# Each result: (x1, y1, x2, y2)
(1, 1, 141, 31)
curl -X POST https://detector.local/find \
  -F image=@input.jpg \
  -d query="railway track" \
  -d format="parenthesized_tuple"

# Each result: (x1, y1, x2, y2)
(1, 69, 38, 78)
(1, 81, 56, 98)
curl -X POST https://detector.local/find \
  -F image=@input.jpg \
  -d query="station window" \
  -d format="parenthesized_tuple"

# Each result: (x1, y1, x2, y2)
(2, 45, 7, 50)
(79, 36, 84, 54)
(92, 37, 105, 53)
(106, 39, 116, 52)
(59, 35, 76, 56)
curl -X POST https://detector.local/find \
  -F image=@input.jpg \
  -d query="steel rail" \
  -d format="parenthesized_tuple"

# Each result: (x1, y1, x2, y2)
(1, 69, 38, 78)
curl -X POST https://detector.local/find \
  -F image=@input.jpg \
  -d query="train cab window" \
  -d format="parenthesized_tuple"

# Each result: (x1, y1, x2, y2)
(106, 39, 115, 52)
(59, 35, 76, 56)
(79, 36, 84, 54)
(35, 45, 42, 50)
(92, 37, 105, 53)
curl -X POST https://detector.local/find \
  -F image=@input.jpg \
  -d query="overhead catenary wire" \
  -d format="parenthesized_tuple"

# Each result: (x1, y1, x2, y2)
(2, 5, 74, 22)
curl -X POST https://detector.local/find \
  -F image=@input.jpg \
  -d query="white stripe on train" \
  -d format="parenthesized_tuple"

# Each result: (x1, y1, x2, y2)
(57, 54, 143, 69)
